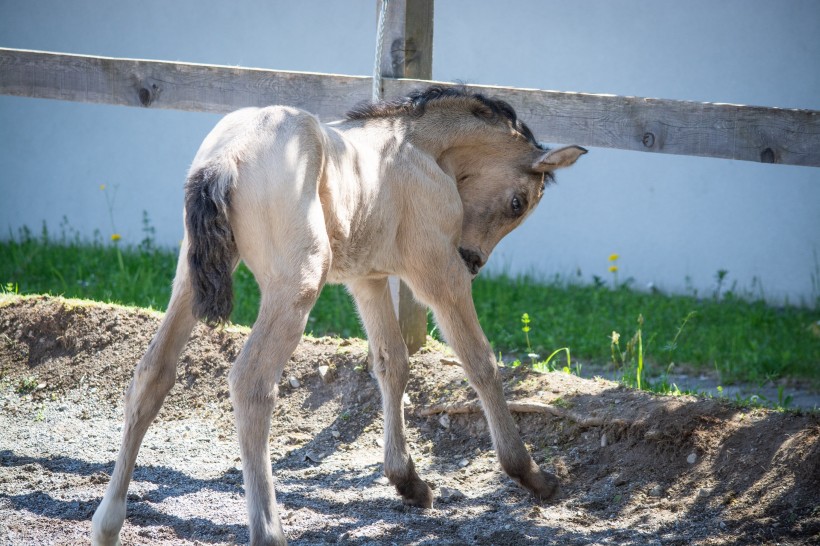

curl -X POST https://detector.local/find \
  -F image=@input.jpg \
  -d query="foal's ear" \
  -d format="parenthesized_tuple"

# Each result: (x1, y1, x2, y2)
(532, 145, 588, 172)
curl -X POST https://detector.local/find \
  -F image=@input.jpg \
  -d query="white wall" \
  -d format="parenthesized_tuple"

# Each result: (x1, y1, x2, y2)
(1, 0, 819, 305)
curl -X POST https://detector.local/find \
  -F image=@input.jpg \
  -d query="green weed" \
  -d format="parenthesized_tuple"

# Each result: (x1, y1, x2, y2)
(521, 313, 533, 355)
(519, 312, 576, 375)
(16, 376, 38, 395)
(610, 314, 647, 390)
(2, 282, 19, 295)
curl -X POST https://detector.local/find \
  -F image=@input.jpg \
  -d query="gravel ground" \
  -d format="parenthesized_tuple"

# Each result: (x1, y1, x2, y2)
(1, 295, 818, 545)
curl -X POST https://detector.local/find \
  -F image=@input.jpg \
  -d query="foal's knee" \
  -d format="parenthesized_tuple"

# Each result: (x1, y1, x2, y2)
(462, 353, 501, 392)
(369, 345, 409, 386)
(228, 362, 278, 410)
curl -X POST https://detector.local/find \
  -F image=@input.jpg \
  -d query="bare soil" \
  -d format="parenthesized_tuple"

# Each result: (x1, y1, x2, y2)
(1, 295, 818, 545)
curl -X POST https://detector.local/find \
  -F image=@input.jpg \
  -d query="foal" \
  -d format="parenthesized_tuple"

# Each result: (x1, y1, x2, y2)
(92, 86, 585, 545)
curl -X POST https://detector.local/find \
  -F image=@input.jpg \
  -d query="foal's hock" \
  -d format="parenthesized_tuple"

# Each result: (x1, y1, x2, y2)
(92, 86, 586, 546)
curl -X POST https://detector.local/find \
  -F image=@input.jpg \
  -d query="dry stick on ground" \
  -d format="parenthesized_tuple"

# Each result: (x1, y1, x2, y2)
(418, 399, 633, 429)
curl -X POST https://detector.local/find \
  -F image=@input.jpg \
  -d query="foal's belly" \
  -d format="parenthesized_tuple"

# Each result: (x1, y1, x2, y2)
(325, 255, 392, 285)
(324, 235, 395, 285)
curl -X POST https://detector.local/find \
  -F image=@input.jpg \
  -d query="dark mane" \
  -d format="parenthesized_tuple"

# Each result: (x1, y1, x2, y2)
(347, 85, 544, 149)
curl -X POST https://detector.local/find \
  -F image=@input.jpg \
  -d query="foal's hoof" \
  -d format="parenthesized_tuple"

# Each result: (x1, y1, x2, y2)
(529, 469, 561, 502)
(396, 478, 434, 509)
(514, 461, 560, 502)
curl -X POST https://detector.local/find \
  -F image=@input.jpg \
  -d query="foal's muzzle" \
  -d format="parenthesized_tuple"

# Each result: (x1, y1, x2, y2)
(459, 247, 485, 276)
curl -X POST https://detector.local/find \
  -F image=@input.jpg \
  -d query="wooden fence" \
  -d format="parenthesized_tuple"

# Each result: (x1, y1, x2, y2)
(3, 47, 819, 166)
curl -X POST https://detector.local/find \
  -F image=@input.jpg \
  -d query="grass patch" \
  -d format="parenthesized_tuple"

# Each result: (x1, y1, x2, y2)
(2, 227, 818, 385)
(473, 274, 818, 385)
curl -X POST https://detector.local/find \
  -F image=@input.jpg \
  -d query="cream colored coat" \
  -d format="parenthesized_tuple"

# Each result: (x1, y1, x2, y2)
(93, 87, 585, 546)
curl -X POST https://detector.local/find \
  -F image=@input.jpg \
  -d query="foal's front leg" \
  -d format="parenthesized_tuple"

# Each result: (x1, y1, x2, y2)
(406, 264, 560, 502)
(347, 278, 433, 507)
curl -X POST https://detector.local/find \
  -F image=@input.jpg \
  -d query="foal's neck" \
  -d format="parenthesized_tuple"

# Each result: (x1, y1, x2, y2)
(402, 111, 521, 182)
(336, 104, 528, 184)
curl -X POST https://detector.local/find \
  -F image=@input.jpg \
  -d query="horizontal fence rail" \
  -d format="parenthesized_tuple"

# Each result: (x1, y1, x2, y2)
(0, 48, 371, 120)
(2, 48, 819, 166)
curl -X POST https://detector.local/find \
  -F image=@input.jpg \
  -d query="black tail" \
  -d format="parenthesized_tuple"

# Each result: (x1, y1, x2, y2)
(184, 163, 238, 325)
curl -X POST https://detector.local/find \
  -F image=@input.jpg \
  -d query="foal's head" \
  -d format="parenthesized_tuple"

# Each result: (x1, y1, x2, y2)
(433, 88, 586, 275)
(453, 143, 585, 275)
(349, 86, 586, 276)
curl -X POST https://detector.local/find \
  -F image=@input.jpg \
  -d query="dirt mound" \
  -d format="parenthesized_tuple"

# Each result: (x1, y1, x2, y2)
(1, 295, 818, 545)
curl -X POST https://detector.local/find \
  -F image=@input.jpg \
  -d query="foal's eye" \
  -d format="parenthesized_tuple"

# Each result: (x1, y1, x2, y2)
(511, 196, 523, 215)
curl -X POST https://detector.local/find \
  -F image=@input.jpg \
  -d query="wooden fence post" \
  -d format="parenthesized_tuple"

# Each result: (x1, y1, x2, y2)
(377, 0, 433, 355)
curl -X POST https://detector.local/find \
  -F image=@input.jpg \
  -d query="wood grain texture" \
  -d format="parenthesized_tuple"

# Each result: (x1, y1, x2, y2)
(2, 47, 818, 166)
(385, 79, 820, 167)
(403, 0, 434, 80)
(0, 47, 371, 120)
(377, 0, 406, 81)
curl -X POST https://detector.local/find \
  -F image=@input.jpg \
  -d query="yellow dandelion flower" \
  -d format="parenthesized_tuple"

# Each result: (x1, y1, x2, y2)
(608, 265, 618, 273)
(111, 233, 121, 242)
(99, 184, 106, 191)
(608, 253, 619, 262)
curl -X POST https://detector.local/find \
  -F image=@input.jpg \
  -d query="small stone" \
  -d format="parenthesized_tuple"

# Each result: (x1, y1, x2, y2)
(439, 486, 466, 503)
(459, 458, 469, 467)
(303, 451, 324, 463)
(331, 430, 340, 439)
(439, 414, 451, 429)
(402, 392, 411, 405)
(687, 452, 697, 464)
(376, 438, 384, 448)
(649, 485, 664, 497)
(600, 434, 608, 448)
(288, 377, 300, 389)
(317, 365, 331, 383)
(645, 429, 661, 440)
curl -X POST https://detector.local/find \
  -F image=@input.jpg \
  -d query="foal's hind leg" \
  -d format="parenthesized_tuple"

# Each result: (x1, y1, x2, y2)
(230, 253, 328, 545)
(348, 278, 433, 508)
(92, 244, 199, 545)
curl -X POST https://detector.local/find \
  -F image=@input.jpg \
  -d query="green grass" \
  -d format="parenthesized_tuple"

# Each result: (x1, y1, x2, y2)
(2, 226, 818, 386)
(473, 274, 818, 385)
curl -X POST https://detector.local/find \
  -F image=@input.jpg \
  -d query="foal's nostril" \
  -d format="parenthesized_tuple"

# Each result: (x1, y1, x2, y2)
(458, 248, 484, 275)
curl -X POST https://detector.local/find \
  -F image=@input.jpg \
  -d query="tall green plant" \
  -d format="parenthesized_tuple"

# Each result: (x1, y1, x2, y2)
(610, 314, 647, 390)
